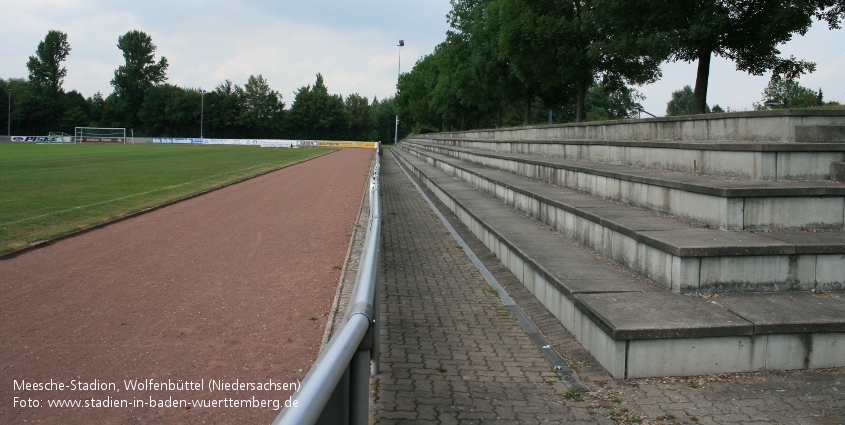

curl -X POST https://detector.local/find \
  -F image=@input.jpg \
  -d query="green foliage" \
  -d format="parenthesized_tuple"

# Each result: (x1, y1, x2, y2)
(111, 30, 169, 126)
(398, 0, 663, 130)
(26, 30, 71, 97)
(345, 93, 375, 141)
(758, 77, 824, 109)
(239, 74, 285, 134)
(6, 30, 394, 141)
(599, 0, 843, 114)
(371, 97, 402, 143)
(288, 74, 348, 140)
(584, 84, 644, 121)
(667, 86, 693, 116)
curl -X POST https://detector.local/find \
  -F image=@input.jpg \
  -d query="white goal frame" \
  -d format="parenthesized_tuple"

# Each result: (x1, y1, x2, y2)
(74, 127, 127, 144)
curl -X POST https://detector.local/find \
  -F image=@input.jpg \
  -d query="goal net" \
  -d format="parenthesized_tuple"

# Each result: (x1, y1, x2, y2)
(75, 127, 127, 144)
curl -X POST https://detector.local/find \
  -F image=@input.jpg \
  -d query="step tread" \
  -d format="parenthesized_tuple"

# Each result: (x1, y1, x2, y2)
(393, 148, 845, 339)
(402, 144, 845, 256)
(409, 140, 845, 196)
(715, 293, 845, 334)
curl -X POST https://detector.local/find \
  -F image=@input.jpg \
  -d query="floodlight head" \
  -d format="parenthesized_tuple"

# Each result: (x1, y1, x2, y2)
(399, 40, 404, 47)
(764, 99, 782, 107)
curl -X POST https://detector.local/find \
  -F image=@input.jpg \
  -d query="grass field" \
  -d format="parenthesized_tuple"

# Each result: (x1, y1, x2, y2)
(0, 143, 336, 254)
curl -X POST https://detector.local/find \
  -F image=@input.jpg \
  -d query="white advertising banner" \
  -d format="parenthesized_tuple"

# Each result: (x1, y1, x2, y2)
(11, 136, 60, 142)
(153, 138, 204, 144)
(152, 138, 319, 147)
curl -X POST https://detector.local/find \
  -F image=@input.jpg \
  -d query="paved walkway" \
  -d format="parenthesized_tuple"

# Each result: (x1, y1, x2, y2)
(373, 151, 845, 424)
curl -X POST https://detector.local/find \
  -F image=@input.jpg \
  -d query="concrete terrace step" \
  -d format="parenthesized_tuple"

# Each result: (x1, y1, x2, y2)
(390, 147, 845, 379)
(397, 143, 845, 294)
(414, 136, 845, 181)
(406, 140, 845, 231)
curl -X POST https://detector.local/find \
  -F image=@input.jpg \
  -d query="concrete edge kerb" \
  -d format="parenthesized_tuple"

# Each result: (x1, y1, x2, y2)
(0, 149, 340, 262)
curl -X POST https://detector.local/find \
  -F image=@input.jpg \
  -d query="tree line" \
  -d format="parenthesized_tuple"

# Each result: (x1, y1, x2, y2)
(1, 30, 402, 141)
(396, 0, 844, 133)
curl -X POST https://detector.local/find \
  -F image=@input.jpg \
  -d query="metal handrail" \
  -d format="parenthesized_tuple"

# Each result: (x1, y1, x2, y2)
(272, 152, 381, 425)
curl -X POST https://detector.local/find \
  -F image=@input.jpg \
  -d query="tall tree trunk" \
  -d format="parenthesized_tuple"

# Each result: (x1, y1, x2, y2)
(692, 51, 711, 115)
(576, 80, 587, 123)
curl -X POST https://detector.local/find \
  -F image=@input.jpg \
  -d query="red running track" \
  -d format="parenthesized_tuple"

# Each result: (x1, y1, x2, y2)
(1, 148, 374, 424)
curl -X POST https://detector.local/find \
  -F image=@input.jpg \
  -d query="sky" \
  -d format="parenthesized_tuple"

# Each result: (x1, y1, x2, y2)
(1, 0, 843, 118)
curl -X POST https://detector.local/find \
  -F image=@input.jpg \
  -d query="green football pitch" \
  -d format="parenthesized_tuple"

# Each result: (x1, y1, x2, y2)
(0, 143, 335, 254)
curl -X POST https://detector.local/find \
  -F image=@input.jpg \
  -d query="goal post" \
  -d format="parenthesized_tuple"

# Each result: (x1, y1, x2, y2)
(74, 127, 127, 144)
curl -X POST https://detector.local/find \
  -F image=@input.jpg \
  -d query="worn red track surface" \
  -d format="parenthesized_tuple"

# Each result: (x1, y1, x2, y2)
(1, 148, 373, 424)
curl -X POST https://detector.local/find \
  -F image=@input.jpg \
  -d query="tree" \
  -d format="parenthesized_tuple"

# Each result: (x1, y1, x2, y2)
(372, 97, 401, 143)
(759, 77, 824, 109)
(111, 30, 169, 126)
(584, 84, 644, 121)
(27, 30, 71, 97)
(138, 84, 179, 135)
(345, 93, 374, 140)
(396, 53, 442, 133)
(288, 74, 347, 139)
(86, 92, 105, 127)
(666, 85, 710, 116)
(448, 0, 525, 127)
(238, 74, 284, 137)
(206, 80, 245, 138)
(602, 0, 845, 114)
(497, 0, 661, 122)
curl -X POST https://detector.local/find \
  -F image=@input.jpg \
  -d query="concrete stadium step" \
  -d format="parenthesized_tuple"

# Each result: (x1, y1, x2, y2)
(405, 140, 845, 231)
(416, 110, 845, 181)
(413, 136, 845, 181)
(396, 143, 845, 294)
(390, 147, 845, 379)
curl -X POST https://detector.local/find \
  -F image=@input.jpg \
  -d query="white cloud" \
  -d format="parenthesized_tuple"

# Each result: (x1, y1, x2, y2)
(4, 1, 837, 117)
(1, 0, 451, 104)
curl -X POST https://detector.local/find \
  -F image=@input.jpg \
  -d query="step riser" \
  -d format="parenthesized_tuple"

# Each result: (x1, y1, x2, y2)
(410, 143, 845, 231)
(394, 151, 845, 379)
(423, 139, 845, 181)
(796, 125, 845, 143)
(401, 146, 845, 293)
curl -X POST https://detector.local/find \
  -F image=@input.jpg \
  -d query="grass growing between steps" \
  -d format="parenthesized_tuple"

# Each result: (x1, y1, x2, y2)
(0, 143, 334, 254)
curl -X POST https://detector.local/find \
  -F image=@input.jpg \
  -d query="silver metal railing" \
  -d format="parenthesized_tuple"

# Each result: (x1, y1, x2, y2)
(272, 152, 381, 425)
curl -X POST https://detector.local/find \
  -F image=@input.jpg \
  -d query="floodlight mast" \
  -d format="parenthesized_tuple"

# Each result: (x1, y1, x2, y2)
(200, 90, 207, 139)
(395, 40, 404, 145)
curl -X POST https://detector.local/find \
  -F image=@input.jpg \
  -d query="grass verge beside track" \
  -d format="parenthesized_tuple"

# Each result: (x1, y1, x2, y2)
(0, 143, 335, 254)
